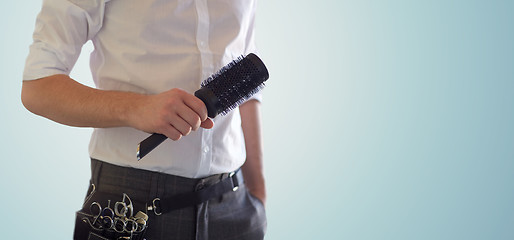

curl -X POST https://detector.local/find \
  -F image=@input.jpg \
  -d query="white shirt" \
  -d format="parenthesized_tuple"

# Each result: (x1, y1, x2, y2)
(23, 0, 261, 178)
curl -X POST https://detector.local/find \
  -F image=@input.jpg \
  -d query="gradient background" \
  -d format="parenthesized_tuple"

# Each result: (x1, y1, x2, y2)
(1, 0, 513, 239)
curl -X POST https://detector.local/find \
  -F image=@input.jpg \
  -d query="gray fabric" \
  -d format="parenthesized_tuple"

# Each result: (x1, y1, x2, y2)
(77, 159, 266, 240)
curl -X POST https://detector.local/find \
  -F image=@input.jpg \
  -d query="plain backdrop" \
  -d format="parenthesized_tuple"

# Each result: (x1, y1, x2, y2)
(1, 0, 513, 239)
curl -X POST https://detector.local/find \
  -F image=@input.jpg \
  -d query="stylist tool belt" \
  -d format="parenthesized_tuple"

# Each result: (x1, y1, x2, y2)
(74, 190, 149, 240)
(74, 159, 243, 240)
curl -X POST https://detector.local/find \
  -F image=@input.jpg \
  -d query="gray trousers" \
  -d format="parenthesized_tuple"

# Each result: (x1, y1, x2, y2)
(74, 159, 266, 240)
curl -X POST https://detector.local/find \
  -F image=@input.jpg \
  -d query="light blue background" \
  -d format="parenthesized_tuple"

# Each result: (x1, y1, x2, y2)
(1, 0, 513, 239)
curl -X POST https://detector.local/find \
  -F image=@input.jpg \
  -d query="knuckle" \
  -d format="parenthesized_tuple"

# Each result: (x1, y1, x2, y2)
(193, 119, 202, 131)
(184, 128, 192, 136)
(169, 132, 181, 141)
(170, 88, 185, 96)
(179, 125, 192, 136)
(165, 98, 180, 109)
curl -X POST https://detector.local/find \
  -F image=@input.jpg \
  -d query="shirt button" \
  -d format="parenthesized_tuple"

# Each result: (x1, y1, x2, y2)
(203, 146, 209, 153)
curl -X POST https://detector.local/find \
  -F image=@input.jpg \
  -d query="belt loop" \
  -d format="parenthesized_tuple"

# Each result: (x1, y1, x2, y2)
(91, 158, 103, 186)
(230, 171, 239, 192)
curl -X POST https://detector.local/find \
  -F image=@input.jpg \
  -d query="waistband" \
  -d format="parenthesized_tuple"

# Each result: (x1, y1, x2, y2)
(90, 158, 244, 213)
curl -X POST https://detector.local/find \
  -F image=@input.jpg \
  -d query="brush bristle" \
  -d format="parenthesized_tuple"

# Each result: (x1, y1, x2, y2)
(200, 53, 269, 116)
(201, 56, 245, 87)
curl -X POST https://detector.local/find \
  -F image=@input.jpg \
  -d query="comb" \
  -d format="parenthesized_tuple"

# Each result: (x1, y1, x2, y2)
(137, 53, 269, 160)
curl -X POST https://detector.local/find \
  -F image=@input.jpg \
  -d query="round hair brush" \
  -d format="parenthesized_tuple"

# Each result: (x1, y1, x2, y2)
(137, 53, 269, 160)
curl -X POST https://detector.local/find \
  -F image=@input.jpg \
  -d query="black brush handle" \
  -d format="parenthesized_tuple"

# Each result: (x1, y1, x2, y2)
(137, 133, 167, 160)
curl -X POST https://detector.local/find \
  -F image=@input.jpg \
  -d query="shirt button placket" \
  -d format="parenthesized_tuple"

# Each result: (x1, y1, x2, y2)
(195, 0, 214, 178)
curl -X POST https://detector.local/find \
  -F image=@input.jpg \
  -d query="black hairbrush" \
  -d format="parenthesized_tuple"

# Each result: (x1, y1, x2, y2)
(137, 53, 269, 160)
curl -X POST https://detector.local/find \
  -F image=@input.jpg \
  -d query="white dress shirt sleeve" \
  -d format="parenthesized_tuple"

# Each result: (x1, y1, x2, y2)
(23, 0, 107, 81)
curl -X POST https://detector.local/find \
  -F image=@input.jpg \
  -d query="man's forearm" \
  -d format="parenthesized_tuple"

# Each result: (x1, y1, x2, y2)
(21, 74, 213, 140)
(239, 100, 266, 205)
(21, 74, 144, 128)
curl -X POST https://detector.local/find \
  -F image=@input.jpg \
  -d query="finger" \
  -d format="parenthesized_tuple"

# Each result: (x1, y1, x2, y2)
(170, 114, 193, 136)
(200, 118, 214, 129)
(183, 94, 208, 121)
(176, 104, 202, 131)
(161, 125, 182, 141)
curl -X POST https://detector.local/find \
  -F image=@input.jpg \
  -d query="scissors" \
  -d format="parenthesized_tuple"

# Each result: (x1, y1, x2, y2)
(85, 194, 147, 235)
(114, 193, 134, 218)
(90, 200, 115, 229)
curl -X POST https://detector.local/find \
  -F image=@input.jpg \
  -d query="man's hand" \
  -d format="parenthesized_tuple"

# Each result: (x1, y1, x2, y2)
(240, 100, 266, 207)
(129, 88, 214, 140)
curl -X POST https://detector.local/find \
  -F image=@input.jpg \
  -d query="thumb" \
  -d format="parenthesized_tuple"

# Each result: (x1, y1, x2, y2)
(200, 118, 214, 129)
